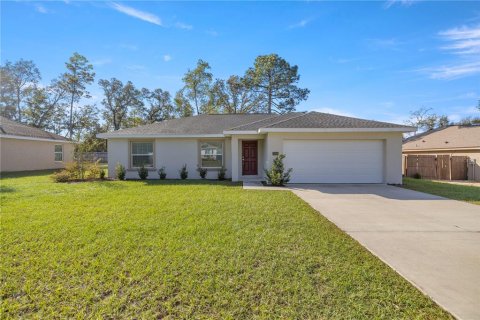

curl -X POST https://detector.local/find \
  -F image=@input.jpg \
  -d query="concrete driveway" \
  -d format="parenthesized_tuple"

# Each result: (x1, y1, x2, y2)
(290, 184, 480, 320)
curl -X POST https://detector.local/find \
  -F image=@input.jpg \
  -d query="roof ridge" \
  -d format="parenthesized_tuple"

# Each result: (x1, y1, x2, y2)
(263, 111, 310, 128)
(226, 113, 283, 130)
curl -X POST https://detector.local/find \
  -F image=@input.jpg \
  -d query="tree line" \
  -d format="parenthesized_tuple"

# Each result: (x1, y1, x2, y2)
(0, 53, 310, 150)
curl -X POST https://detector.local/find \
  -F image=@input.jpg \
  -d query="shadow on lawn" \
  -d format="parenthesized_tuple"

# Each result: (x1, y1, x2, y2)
(0, 185, 15, 193)
(0, 169, 57, 180)
(135, 179, 241, 187)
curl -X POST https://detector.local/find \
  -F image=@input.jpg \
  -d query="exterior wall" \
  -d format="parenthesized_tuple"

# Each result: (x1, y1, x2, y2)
(0, 137, 74, 172)
(403, 149, 480, 181)
(107, 138, 232, 180)
(264, 131, 404, 184)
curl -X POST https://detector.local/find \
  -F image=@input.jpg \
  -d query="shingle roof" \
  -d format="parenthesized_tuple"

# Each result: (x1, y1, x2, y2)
(265, 111, 413, 129)
(403, 125, 480, 150)
(98, 111, 413, 138)
(0, 116, 69, 141)
(107, 113, 277, 135)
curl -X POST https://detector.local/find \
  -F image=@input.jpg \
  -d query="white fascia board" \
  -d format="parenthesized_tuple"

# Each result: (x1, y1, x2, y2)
(0, 134, 74, 143)
(96, 133, 225, 139)
(403, 146, 480, 152)
(223, 130, 259, 135)
(258, 127, 416, 133)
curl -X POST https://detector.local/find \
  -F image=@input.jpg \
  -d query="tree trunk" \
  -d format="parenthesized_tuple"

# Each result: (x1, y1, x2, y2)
(69, 93, 74, 139)
(16, 88, 21, 122)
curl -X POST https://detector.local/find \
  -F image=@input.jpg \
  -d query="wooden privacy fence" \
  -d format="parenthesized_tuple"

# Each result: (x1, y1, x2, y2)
(404, 154, 468, 180)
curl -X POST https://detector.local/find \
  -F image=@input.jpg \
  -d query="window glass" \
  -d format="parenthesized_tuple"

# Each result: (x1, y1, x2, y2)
(200, 141, 223, 168)
(131, 142, 154, 167)
(54, 145, 63, 161)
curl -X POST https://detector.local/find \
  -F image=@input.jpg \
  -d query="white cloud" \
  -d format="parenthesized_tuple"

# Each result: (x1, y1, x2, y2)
(288, 19, 310, 29)
(126, 65, 146, 71)
(421, 61, 480, 80)
(119, 43, 138, 51)
(439, 24, 480, 55)
(163, 55, 172, 62)
(383, 0, 418, 9)
(312, 107, 356, 117)
(110, 2, 162, 26)
(175, 22, 193, 30)
(35, 4, 49, 14)
(206, 29, 219, 37)
(417, 23, 480, 80)
(91, 58, 112, 66)
(367, 38, 404, 50)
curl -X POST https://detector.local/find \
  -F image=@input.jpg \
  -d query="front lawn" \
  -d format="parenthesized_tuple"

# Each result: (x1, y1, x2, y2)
(402, 177, 480, 205)
(1, 172, 451, 319)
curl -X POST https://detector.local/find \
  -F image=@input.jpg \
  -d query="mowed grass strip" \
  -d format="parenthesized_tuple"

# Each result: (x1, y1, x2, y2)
(402, 177, 480, 205)
(1, 171, 451, 319)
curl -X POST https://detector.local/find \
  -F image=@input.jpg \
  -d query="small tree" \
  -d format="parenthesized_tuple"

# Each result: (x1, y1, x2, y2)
(179, 164, 188, 179)
(115, 163, 126, 180)
(197, 165, 207, 179)
(218, 167, 227, 181)
(138, 164, 148, 180)
(264, 154, 292, 186)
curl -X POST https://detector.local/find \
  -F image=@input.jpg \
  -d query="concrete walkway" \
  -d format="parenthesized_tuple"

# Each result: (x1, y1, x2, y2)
(289, 184, 480, 320)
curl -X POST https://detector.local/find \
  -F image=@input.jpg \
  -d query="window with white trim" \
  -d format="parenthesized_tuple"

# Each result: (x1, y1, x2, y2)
(54, 145, 63, 161)
(131, 142, 154, 168)
(200, 141, 223, 168)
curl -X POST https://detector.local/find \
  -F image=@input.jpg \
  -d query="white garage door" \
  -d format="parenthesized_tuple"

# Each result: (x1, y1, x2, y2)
(283, 140, 384, 183)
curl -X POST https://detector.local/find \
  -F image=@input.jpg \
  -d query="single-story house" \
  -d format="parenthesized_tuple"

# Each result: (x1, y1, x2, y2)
(403, 125, 480, 181)
(98, 112, 415, 184)
(0, 116, 74, 172)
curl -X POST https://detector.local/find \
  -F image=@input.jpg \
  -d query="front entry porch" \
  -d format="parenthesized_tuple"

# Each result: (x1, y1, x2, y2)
(231, 135, 265, 182)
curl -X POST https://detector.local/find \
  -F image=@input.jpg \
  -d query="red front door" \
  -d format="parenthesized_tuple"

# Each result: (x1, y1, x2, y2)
(242, 141, 258, 175)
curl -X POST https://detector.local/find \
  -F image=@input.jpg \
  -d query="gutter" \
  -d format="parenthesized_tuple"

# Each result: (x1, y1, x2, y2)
(0, 134, 75, 143)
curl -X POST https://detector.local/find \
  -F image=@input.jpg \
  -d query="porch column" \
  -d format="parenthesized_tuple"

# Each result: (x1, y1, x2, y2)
(231, 136, 239, 181)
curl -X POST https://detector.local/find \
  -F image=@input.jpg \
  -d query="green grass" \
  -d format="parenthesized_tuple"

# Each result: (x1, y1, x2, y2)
(1, 171, 451, 319)
(402, 177, 480, 205)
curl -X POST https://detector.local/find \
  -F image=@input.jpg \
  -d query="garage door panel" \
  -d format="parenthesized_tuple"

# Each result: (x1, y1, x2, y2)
(284, 140, 384, 183)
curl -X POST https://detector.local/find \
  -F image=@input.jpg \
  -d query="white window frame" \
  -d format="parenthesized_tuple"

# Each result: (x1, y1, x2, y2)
(199, 141, 224, 169)
(130, 141, 155, 169)
(54, 144, 63, 162)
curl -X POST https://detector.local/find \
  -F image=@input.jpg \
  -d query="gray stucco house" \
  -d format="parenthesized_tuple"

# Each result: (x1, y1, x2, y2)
(98, 111, 414, 183)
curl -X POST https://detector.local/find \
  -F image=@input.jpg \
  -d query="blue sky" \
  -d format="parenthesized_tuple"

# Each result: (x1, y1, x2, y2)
(2, 1, 479, 124)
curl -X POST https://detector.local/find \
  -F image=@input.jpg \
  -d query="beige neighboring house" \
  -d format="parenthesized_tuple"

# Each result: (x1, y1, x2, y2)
(403, 125, 480, 181)
(0, 116, 74, 172)
(98, 112, 415, 184)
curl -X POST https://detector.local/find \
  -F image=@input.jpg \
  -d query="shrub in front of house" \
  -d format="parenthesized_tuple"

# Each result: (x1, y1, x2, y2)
(51, 170, 71, 183)
(264, 154, 292, 186)
(138, 164, 148, 180)
(86, 160, 102, 180)
(179, 164, 188, 179)
(115, 163, 126, 180)
(197, 166, 207, 179)
(218, 167, 227, 181)
(158, 166, 167, 179)
(99, 169, 106, 180)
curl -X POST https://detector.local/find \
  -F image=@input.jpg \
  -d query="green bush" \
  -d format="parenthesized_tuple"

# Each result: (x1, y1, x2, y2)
(115, 163, 126, 180)
(138, 165, 148, 180)
(412, 172, 422, 179)
(197, 166, 208, 179)
(218, 167, 227, 181)
(64, 161, 81, 180)
(158, 166, 167, 179)
(86, 160, 101, 180)
(264, 154, 292, 186)
(179, 164, 188, 180)
(51, 170, 70, 183)
(99, 169, 106, 180)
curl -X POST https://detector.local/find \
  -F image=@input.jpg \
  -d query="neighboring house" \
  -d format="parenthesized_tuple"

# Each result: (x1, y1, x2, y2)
(98, 112, 414, 184)
(0, 116, 74, 172)
(403, 125, 480, 181)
